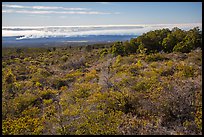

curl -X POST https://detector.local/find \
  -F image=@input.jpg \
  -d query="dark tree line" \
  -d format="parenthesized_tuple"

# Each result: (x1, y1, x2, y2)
(111, 27, 202, 56)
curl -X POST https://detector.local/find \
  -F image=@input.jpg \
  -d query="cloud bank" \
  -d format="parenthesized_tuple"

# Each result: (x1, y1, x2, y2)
(2, 23, 202, 40)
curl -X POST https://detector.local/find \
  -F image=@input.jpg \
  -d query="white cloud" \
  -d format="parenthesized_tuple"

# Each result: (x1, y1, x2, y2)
(2, 9, 112, 15)
(2, 4, 119, 15)
(2, 9, 14, 13)
(2, 4, 29, 8)
(32, 6, 63, 10)
(32, 6, 89, 11)
(96, 2, 111, 4)
(2, 4, 89, 11)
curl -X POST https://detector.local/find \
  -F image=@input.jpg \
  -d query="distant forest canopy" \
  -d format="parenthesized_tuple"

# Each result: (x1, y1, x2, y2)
(109, 27, 202, 56)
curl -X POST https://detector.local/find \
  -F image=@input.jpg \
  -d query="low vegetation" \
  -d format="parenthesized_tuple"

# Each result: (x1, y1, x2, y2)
(2, 27, 202, 135)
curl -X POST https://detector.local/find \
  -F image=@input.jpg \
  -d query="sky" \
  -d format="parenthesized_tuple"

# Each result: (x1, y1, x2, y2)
(2, 2, 202, 27)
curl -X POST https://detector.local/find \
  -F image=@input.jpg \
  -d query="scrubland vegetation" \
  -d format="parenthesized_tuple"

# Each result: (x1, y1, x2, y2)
(2, 27, 202, 135)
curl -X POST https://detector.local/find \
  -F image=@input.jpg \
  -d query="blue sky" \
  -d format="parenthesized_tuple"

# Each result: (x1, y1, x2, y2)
(2, 2, 202, 26)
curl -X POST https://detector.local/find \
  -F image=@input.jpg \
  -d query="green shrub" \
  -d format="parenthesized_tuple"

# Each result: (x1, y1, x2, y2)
(132, 77, 158, 92)
(35, 81, 42, 87)
(3, 116, 43, 135)
(176, 63, 195, 77)
(182, 66, 195, 77)
(100, 49, 108, 57)
(173, 41, 192, 53)
(145, 53, 169, 62)
(111, 41, 125, 56)
(3, 68, 16, 84)
(51, 78, 70, 90)
(61, 55, 68, 62)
